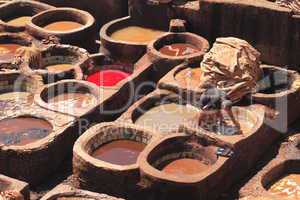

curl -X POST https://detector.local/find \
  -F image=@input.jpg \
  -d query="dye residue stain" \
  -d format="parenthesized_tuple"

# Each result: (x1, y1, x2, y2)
(92, 140, 145, 165)
(0, 43, 22, 60)
(47, 93, 97, 111)
(0, 92, 33, 102)
(159, 43, 200, 57)
(43, 21, 83, 32)
(269, 174, 300, 200)
(162, 158, 209, 177)
(0, 117, 52, 146)
(46, 64, 74, 73)
(86, 69, 131, 87)
(175, 67, 202, 88)
(110, 26, 164, 43)
(135, 103, 199, 134)
(6, 16, 31, 26)
(201, 116, 253, 136)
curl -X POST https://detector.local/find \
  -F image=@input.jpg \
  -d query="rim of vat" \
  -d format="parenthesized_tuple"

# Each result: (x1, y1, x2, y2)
(147, 32, 210, 61)
(261, 159, 300, 191)
(0, 0, 54, 32)
(26, 7, 95, 37)
(40, 184, 122, 200)
(21, 44, 89, 79)
(0, 32, 33, 66)
(0, 174, 29, 199)
(138, 133, 228, 184)
(100, 16, 167, 46)
(196, 105, 262, 138)
(251, 65, 300, 98)
(34, 79, 101, 117)
(0, 114, 69, 151)
(73, 122, 159, 171)
(80, 53, 134, 90)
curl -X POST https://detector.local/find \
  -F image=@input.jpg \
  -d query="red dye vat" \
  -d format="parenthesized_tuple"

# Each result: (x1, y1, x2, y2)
(87, 69, 131, 87)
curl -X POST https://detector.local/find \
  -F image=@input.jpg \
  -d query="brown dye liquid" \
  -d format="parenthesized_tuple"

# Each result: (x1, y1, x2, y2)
(47, 92, 96, 110)
(43, 21, 83, 32)
(159, 43, 200, 57)
(269, 174, 300, 200)
(92, 140, 145, 165)
(135, 103, 199, 134)
(110, 26, 164, 43)
(175, 67, 202, 88)
(6, 16, 31, 26)
(46, 64, 74, 73)
(162, 158, 209, 177)
(0, 117, 52, 146)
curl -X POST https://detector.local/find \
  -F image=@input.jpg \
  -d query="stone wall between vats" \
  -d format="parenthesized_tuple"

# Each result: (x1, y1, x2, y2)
(34, 0, 128, 29)
(129, 0, 298, 67)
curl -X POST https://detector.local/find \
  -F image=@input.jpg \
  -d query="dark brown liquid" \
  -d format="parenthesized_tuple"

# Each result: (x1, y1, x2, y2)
(43, 21, 83, 32)
(47, 93, 97, 110)
(92, 140, 146, 165)
(175, 67, 202, 88)
(0, 117, 52, 146)
(162, 158, 209, 176)
(269, 174, 300, 200)
(135, 103, 199, 134)
(159, 43, 200, 57)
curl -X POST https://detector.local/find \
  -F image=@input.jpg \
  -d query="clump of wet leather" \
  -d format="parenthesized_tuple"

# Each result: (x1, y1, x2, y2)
(200, 37, 262, 102)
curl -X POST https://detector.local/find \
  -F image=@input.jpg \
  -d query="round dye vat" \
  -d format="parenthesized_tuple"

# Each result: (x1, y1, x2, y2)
(0, 117, 52, 146)
(268, 174, 300, 200)
(135, 103, 199, 134)
(110, 26, 164, 43)
(257, 68, 292, 94)
(175, 67, 202, 88)
(162, 158, 209, 177)
(159, 43, 200, 57)
(47, 92, 97, 110)
(6, 16, 32, 26)
(46, 64, 74, 73)
(86, 69, 131, 87)
(92, 140, 146, 165)
(43, 21, 83, 32)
